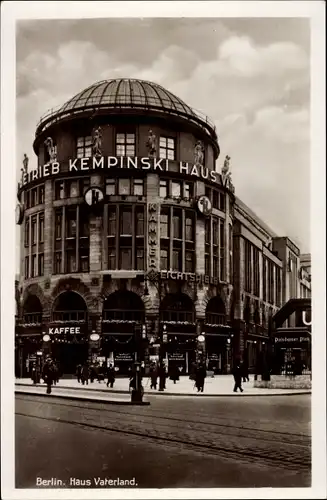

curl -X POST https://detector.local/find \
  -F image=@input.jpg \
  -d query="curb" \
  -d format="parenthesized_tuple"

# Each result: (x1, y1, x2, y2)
(15, 389, 150, 406)
(15, 383, 311, 398)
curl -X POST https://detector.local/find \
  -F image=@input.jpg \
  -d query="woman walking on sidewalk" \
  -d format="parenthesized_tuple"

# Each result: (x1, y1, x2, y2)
(106, 364, 115, 388)
(81, 362, 89, 385)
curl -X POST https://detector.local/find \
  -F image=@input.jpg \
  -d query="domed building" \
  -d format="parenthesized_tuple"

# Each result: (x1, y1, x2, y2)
(16, 78, 236, 377)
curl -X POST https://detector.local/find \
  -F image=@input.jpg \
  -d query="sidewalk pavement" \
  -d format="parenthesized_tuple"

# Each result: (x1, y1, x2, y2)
(15, 375, 311, 398)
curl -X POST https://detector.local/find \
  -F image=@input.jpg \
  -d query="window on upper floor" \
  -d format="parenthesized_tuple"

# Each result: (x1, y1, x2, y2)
(116, 133, 135, 156)
(77, 136, 92, 158)
(159, 137, 175, 160)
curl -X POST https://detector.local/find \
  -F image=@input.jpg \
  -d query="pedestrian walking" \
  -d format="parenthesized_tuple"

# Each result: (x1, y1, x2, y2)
(241, 360, 249, 382)
(76, 364, 82, 383)
(42, 359, 55, 394)
(232, 362, 244, 393)
(149, 362, 158, 389)
(106, 363, 115, 388)
(81, 362, 89, 385)
(195, 363, 206, 392)
(169, 363, 180, 384)
(158, 361, 166, 391)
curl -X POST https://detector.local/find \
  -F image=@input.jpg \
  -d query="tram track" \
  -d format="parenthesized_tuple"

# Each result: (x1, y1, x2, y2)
(16, 395, 311, 471)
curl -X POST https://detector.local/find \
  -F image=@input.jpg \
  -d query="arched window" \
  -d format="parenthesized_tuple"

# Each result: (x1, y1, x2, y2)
(102, 291, 144, 323)
(205, 296, 226, 325)
(161, 293, 194, 323)
(52, 291, 87, 322)
(23, 295, 42, 324)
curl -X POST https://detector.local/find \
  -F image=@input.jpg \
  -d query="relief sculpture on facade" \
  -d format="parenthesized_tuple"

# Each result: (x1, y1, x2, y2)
(194, 140, 204, 166)
(146, 129, 157, 158)
(44, 137, 57, 163)
(92, 126, 102, 157)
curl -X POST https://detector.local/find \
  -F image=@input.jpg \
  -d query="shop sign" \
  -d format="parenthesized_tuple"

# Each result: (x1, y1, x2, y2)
(114, 353, 134, 362)
(160, 270, 219, 286)
(19, 157, 222, 189)
(84, 187, 104, 206)
(148, 203, 158, 269)
(168, 352, 186, 361)
(274, 336, 310, 343)
(48, 326, 82, 335)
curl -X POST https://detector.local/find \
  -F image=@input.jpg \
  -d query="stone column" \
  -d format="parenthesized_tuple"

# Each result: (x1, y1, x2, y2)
(43, 179, 53, 277)
(89, 175, 103, 273)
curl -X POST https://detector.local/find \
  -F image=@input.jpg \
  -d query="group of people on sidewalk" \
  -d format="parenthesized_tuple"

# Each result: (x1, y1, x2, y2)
(30, 357, 61, 394)
(75, 361, 116, 387)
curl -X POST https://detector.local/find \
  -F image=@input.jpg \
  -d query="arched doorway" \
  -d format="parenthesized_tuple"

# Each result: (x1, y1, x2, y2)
(50, 291, 88, 375)
(205, 296, 231, 374)
(102, 291, 145, 375)
(160, 293, 196, 375)
(17, 295, 43, 378)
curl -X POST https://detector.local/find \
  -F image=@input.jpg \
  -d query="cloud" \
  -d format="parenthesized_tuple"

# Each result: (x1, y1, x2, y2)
(15, 18, 310, 259)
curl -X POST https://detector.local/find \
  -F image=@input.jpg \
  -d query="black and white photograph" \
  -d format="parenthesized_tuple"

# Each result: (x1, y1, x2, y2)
(1, 1, 326, 499)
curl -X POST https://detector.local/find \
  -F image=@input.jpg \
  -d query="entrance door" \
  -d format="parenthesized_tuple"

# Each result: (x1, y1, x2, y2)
(52, 343, 88, 376)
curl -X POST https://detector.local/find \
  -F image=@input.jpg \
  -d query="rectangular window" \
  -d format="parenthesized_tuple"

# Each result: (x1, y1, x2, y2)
(213, 255, 218, 277)
(38, 254, 44, 276)
(159, 137, 175, 160)
(173, 211, 182, 239)
(219, 193, 225, 212)
(185, 251, 194, 273)
(212, 219, 218, 244)
(244, 240, 251, 293)
(135, 208, 144, 236)
(133, 179, 144, 196)
(54, 252, 62, 274)
(205, 218, 211, 244)
(79, 207, 89, 238)
(67, 179, 79, 198)
(160, 248, 168, 270)
(24, 256, 29, 279)
(24, 220, 29, 247)
(184, 182, 193, 200)
(205, 254, 210, 275)
(119, 248, 132, 270)
(105, 179, 116, 195)
(55, 210, 62, 239)
(108, 247, 116, 270)
(39, 215, 44, 243)
(136, 248, 144, 270)
(116, 133, 135, 157)
(263, 257, 267, 301)
(171, 181, 181, 198)
(160, 180, 168, 198)
(213, 190, 219, 209)
(77, 136, 92, 158)
(55, 180, 65, 200)
(172, 249, 182, 271)
(31, 217, 37, 245)
(118, 178, 130, 196)
(120, 209, 132, 235)
(66, 209, 77, 238)
(185, 216, 194, 241)
(253, 246, 260, 297)
(31, 188, 38, 207)
(108, 208, 116, 236)
(79, 248, 89, 273)
(39, 185, 45, 205)
(66, 250, 77, 273)
(160, 213, 169, 238)
(31, 254, 37, 278)
(220, 248, 225, 281)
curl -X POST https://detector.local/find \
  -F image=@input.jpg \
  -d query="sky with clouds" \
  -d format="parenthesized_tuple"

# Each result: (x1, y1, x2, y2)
(16, 17, 310, 265)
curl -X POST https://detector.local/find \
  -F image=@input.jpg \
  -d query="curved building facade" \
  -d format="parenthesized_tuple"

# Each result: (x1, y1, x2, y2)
(16, 78, 235, 377)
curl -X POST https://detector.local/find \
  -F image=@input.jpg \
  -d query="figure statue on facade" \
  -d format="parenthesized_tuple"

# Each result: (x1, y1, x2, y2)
(92, 126, 102, 157)
(221, 155, 232, 183)
(21, 153, 29, 181)
(44, 137, 57, 163)
(194, 141, 204, 166)
(146, 130, 157, 158)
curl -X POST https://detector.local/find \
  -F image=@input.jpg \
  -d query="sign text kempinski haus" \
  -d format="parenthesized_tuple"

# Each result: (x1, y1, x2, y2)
(19, 156, 224, 188)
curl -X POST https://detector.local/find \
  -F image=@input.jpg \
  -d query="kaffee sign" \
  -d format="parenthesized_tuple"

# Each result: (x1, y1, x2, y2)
(19, 156, 226, 189)
(48, 326, 82, 335)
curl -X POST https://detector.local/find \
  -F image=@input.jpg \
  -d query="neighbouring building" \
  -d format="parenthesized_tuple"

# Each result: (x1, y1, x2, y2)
(299, 254, 311, 299)
(15, 77, 310, 378)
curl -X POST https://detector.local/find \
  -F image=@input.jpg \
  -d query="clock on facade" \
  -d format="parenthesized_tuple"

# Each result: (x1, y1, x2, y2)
(197, 195, 212, 216)
(16, 204, 24, 225)
(84, 187, 104, 206)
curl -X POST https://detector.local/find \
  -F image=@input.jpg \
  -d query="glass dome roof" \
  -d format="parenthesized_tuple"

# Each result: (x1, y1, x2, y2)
(35, 78, 217, 140)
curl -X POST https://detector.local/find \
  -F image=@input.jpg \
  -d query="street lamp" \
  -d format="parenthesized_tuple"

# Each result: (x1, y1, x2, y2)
(131, 323, 146, 404)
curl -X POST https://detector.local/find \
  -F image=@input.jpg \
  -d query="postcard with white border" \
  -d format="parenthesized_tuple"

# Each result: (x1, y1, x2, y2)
(1, 1, 326, 499)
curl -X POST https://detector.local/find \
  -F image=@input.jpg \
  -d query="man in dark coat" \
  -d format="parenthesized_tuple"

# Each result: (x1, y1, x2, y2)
(241, 360, 249, 382)
(232, 362, 244, 392)
(76, 364, 82, 383)
(42, 359, 55, 394)
(81, 363, 89, 385)
(149, 362, 158, 390)
(169, 364, 180, 384)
